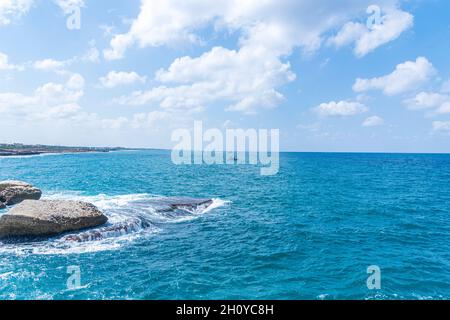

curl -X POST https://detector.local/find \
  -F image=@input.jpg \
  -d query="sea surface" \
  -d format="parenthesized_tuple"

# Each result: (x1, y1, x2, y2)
(1, 150, 450, 300)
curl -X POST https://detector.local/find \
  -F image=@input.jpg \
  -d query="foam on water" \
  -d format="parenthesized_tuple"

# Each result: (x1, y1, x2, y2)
(0, 153, 68, 159)
(0, 192, 229, 255)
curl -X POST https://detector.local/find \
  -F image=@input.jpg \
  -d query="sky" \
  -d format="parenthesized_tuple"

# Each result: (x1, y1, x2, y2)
(0, 0, 450, 152)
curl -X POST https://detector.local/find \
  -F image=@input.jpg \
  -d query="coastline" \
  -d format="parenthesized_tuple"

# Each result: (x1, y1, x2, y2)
(0, 143, 138, 157)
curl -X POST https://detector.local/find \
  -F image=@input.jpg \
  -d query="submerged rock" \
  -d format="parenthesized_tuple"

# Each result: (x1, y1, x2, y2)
(0, 200, 108, 238)
(63, 197, 214, 242)
(153, 197, 213, 212)
(0, 181, 42, 206)
(168, 198, 213, 208)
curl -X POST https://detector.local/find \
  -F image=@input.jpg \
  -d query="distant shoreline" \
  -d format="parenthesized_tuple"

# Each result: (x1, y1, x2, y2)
(0, 143, 143, 157)
(2, 143, 450, 156)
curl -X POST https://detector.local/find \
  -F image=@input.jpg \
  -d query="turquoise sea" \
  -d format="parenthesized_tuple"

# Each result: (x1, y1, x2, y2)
(1, 150, 450, 300)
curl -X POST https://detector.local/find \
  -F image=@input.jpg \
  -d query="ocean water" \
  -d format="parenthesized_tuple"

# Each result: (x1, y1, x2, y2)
(1, 150, 450, 300)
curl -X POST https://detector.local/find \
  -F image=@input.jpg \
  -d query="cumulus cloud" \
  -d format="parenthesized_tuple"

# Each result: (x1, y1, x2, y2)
(435, 102, 450, 115)
(405, 92, 449, 110)
(0, 74, 84, 119)
(32, 42, 101, 74)
(33, 58, 68, 71)
(0, 0, 33, 26)
(72, 110, 185, 131)
(118, 46, 295, 113)
(128, 111, 174, 129)
(81, 40, 100, 63)
(315, 100, 368, 117)
(328, 22, 367, 49)
(404, 91, 450, 115)
(105, 0, 407, 60)
(0, 70, 183, 132)
(106, 0, 409, 114)
(328, 8, 413, 57)
(0, 51, 22, 70)
(0, 73, 147, 130)
(99, 71, 146, 88)
(362, 116, 384, 127)
(353, 57, 436, 96)
(432, 121, 450, 132)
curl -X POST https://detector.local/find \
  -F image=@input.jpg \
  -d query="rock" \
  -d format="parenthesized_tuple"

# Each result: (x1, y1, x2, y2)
(0, 181, 42, 206)
(0, 202, 5, 209)
(168, 198, 213, 209)
(0, 200, 108, 238)
(152, 197, 213, 212)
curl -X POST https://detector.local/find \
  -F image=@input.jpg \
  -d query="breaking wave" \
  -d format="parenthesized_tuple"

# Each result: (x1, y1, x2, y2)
(0, 192, 229, 255)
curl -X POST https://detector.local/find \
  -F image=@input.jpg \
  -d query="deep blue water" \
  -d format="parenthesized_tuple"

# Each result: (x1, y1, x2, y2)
(1, 150, 450, 300)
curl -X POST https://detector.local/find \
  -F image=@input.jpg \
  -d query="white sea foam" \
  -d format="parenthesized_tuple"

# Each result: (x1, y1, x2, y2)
(0, 192, 229, 255)
(0, 152, 66, 159)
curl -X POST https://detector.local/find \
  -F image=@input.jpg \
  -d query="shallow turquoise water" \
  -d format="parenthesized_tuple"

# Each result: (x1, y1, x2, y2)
(1, 150, 450, 299)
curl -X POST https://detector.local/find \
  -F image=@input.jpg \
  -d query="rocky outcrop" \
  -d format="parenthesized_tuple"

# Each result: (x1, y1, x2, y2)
(168, 198, 213, 209)
(0, 200, 108, 238)
(0, 181, 42, 206)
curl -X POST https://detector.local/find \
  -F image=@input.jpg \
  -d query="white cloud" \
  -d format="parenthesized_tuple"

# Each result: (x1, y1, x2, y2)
(99, 24, 114, 37)
(66, 73, 84, 89)
(107, 0, 408, 114)
(404, 91, 450, 115)
(116, 85, 208, 113)
(315, 100, 368, 117)
(99, 71, 146, 88)
(353, 57, 436, 96)
(105, 0, 407, 60)
(328, 22, 367, 49)
(405, 92, 449, 110)
(82, 40, 100, 63)
(436, 102, 450, 115)
(328, 8, 413, 57)
(0, 51, 22, 70)
(362, 116, 384, 127)
(33, 42, 100, 72)
(33, 58, 68, 71)
(129, 111, 173, 129)
(72, 110, 185, 131)
(0, 0, 33, 26)
(0, 73, 141, 130)
(98, 116, 128, 130)
(83, 47, 100, 63)
(0, 73, 84, 119)
(135, 46, 295, 113)
(432, 121, 450, 132)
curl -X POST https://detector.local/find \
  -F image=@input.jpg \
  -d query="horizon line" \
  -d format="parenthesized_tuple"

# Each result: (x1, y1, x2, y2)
(2, 142, 450, 155)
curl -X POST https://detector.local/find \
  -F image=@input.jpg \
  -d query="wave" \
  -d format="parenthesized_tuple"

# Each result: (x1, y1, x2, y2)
(0, 192, 229, 255)
(0, 153, 68, 159)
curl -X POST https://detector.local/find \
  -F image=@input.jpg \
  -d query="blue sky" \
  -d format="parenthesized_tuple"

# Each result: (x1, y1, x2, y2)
(0, 0, 449, 152)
